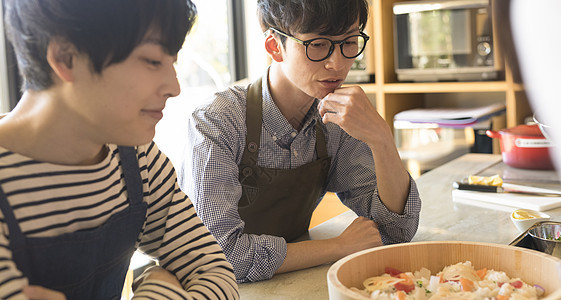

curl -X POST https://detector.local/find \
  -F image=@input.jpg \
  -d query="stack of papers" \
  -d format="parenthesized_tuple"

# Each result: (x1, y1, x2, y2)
(394, 103, 506, 128)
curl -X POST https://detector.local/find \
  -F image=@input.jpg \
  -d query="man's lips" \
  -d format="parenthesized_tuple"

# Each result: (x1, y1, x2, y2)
(142, 109, 164, 120)
(319, 79, 343, 89)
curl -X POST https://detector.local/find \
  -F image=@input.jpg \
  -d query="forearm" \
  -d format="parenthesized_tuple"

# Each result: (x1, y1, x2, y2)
(276, 217, 384, 274)
(275, 238, 344, 274)
(369, 140, 411, 214)
(143, 210, 238, 298)
(324, 134, 419, 243)
(139, 179, 238, 297)
(133, 265, 238, 300)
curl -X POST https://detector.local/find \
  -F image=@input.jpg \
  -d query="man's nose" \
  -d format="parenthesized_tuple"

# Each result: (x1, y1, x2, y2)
(324, 46, 348, 70)
(163, 66, 181, 98)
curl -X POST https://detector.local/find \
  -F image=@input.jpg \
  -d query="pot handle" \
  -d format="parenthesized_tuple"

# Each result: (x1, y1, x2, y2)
(486, 130, 500, 139)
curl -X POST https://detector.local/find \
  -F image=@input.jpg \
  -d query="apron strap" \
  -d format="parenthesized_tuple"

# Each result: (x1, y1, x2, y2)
(314, 122, 328, 159)
(118, 146, 144, 206)
(0, 185, 24, 241)
(240, 78, 263, 168)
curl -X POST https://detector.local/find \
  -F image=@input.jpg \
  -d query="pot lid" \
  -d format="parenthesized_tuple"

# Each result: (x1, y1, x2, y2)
(500, 124, 545, 137)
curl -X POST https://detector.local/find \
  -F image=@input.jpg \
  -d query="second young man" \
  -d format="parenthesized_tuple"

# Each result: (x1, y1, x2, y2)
(179, 0, 421, 283)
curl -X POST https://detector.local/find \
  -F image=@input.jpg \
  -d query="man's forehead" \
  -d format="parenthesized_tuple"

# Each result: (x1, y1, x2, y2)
(299, 26, 360, 37)
(303, 20, 361, 36)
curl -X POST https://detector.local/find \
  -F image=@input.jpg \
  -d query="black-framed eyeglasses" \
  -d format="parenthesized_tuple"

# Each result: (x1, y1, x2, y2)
(268, 28, 370, 62)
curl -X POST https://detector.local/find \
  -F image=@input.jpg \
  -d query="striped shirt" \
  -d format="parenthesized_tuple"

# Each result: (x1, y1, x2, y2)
(0, 142, 239, 299)
(179, 74, 422, 283)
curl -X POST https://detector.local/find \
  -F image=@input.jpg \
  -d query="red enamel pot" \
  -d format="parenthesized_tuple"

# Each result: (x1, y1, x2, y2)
(486, 124, 554, 170)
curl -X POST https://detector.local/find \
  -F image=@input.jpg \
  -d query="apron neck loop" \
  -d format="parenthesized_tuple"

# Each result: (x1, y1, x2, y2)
(118, 146, 143, 206)
(241, 78, 263, 167)
(0, 186, 24, 240)
(314, 122, 328, 159)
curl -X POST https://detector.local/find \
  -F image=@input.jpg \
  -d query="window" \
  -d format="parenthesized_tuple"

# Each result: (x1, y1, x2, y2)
(0, 1, 9, 112)
(0, 0, 21, 112)
(176, 0, 237, 91)
(155, 0, 266, 165)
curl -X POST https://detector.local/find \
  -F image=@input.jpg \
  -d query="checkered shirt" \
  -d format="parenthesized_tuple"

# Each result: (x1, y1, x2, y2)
(178, 73, 421, 283)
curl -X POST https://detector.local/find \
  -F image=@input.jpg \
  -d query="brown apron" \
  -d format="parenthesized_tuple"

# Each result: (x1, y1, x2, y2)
(238, 78, 332, 242)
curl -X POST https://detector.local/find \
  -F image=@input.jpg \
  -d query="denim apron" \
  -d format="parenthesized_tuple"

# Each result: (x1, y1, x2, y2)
(0, 146, 147, 300)
(238, 78, 332, 242)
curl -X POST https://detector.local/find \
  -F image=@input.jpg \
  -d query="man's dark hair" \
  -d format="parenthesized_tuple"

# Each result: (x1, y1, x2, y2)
(257, 0, 368, 41)
(4, 0, 197, 91)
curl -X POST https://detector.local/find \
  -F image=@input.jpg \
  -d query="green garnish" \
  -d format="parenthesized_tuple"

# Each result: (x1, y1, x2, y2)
(546, 234, 561, 241)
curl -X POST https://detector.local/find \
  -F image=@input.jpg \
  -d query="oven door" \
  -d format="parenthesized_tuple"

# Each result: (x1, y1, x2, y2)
(393, 0, 497, 82)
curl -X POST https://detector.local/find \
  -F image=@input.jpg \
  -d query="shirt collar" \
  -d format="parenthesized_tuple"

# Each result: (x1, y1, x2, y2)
(261, 71, 321, 143)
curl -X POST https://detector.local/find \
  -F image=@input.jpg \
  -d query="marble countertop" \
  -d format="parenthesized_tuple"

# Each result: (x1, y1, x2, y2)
(238, 153, 561, 299)
(237, 211, 357, 300)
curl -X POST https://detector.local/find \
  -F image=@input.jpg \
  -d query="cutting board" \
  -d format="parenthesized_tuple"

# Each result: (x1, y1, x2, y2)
(452, 183, 561, 211)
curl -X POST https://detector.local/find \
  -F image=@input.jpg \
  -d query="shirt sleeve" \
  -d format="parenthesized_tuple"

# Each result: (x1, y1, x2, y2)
(178, 101, 287, 283)
(326, 132, 421, 245)
(135, 143, 239, 298)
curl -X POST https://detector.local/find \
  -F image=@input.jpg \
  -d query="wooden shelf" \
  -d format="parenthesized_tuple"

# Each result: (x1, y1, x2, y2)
(358, 0, 531, 130)
(357, 83, 377, 94)
(354, 82, 525, 94)
(384, 81, 508, 94)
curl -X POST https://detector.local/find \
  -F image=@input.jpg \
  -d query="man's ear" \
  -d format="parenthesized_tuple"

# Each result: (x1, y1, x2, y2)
(264, 34, 284, 62)
(46, 38, 78, 82)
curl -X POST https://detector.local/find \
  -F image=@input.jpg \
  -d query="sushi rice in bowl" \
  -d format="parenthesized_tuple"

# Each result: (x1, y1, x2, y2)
(327, 241, 561, 299)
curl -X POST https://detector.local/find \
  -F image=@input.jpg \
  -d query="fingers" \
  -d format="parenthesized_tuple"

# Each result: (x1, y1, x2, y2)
(23, 286, 66, 300)
(352, 216, 379, 231)
(329, 85, 362, 96)
(318, 87, 383, 144)
(318, 94, 347, 126)
(318, 98, 343, 117)
(318, 86, 354, 116)
(317, 86, 370, 122)
(343, 217, 381, 240)
(353, 217, 383, 244)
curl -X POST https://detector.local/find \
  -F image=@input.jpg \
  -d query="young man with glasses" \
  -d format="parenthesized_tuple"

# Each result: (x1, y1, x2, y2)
(179, 0, 421, 283)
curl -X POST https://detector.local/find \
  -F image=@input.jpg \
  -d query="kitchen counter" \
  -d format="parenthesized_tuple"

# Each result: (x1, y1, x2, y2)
(238, 153, 561, 299)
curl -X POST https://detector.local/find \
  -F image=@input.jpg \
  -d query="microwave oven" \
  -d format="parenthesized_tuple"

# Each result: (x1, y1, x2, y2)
(393, 0, 498, 82)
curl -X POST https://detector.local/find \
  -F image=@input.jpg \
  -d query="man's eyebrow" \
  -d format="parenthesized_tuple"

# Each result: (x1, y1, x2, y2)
(345, 27, 361, 34)
(322, 27, 360, 37)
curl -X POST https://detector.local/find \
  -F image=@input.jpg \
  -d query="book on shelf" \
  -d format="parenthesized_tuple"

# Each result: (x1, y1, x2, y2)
(394, 103, 506, 128)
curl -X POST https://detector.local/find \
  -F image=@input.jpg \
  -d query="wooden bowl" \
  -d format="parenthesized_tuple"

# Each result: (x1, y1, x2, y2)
(327, 241, 561, 299)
